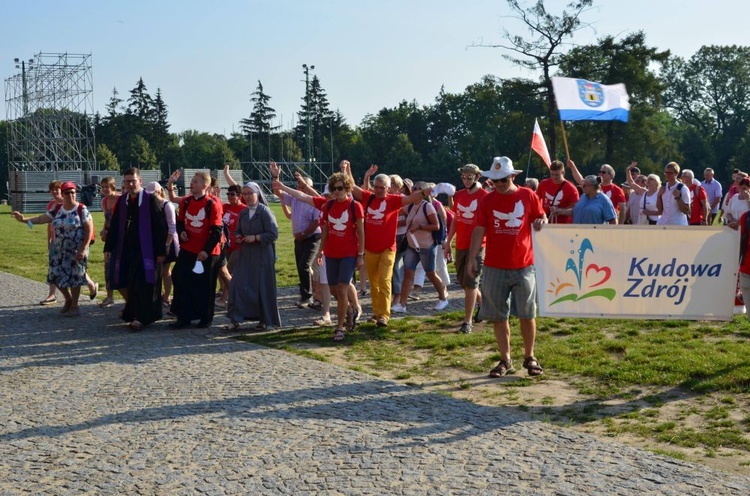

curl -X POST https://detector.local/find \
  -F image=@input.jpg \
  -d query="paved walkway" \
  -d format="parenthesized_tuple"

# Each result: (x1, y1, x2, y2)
(2, 271, 749, 495)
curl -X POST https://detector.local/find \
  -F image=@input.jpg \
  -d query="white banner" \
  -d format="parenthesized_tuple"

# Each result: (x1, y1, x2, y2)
(532, 225, 739, 321)
(551, 76, 630, 122)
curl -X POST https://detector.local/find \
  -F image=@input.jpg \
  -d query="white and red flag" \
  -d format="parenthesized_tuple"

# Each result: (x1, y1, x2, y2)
(531, 118, 551, 168)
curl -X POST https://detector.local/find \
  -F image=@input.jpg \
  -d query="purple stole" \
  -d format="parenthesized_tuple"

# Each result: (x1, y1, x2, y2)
(113, 191, 156, 285)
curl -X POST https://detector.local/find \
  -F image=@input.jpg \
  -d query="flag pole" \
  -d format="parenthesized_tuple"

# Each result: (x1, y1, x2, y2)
(525, 142, 533, 179)
(559, 118, 571, 162)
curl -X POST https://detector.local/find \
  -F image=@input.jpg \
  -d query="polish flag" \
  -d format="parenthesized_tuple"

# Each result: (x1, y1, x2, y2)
(531, 118, 551, 168)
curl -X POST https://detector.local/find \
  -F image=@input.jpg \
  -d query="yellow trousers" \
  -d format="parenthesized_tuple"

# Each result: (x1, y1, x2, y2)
(364, 248, 397, 321)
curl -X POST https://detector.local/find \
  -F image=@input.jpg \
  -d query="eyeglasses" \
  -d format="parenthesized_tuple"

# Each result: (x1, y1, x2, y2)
(331, 185, 346, 192)
(599, 170, 609, 175)
(493, 177, 509, 184)
(461, 175, 476, 180)
(122, 179, 138, 184)
(63, 190, 76, 195)
(664, 170, 676, 175)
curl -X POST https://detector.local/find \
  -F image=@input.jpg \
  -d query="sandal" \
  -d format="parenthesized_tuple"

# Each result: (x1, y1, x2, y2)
(308, 300, 323, 311)
(89, 282, 99, 300)
(333, 329, 346, 341)
(129, 320, 144, 332)
(523, 356, 544, 376)
(314, 317, 333, 326)
(489, 359, 515, 378)
(40, 295, 57, 305)
(223, 321, 240, 332)
(99, 297, 115, 308)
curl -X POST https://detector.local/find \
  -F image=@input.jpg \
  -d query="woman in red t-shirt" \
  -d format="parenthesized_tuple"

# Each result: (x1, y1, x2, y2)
(274, 170, 365, 341)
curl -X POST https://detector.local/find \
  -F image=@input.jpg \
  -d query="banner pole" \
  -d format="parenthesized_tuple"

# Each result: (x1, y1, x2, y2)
(559, 119, 571, 162)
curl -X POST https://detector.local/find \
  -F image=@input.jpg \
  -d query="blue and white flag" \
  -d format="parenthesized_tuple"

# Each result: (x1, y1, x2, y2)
(551, 76, 630, 122)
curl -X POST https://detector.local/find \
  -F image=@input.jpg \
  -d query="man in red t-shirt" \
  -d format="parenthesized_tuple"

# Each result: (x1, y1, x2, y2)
(535, 160, 579, 224)
(444, 164, 488, 334)
(681, 169, 709, 225)
(344, 162, 427, 326)
(169, 171, 224, 329)
(467, 156, 547, 378)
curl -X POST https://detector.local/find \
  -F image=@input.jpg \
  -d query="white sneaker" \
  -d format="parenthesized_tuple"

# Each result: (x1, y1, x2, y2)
(391, 303, 407, 313)
(434, 299, 449, 311)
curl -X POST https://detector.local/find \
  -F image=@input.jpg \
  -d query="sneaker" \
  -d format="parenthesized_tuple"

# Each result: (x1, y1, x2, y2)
(391, 303, 407, 313)
(459, 322, 473, 334)
(434, 299, 449, 311)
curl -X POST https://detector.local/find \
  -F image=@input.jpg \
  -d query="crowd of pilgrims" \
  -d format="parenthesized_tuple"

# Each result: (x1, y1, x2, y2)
(13, 158, 748, 336)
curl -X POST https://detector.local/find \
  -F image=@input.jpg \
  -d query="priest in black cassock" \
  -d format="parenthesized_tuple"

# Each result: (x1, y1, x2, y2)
(104, 167, 168, 331)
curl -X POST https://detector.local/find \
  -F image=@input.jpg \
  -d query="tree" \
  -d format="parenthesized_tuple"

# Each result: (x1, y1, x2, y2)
(96, 143, 119, 171)
(295, 75, 335, 161)
(482, 0, 594, 157)
(129, 135, 158, 170)
(106, 87, 123, 118)
(127, 77, 154, 121)
(150, 88, 171, 166)
(663, 45, 750, 177)
(240, 81, 278, 138)
(179, 130, 237, 170)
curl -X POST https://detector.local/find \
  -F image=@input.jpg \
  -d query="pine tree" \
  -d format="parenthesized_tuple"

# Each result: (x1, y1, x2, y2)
(105, 87, 123, 118)
(240, 81, 278, 137)
(127, 77, 154, 120)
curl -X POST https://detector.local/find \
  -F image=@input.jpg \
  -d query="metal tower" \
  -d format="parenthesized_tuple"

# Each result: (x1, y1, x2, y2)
(4, 52, 96, 172)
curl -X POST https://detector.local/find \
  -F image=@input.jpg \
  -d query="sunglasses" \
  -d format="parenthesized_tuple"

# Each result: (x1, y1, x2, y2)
(598, 171, 609, 175)
(461, 175, 476, 180)
(492, 177, 509, 184)
(331, 185, 346, 192)
(63, 190, 76, 195)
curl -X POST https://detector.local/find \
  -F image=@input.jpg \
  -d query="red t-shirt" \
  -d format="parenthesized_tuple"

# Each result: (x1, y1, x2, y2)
(313, 196, 364, 258)
(46, 199, 60, 240)
(360, 190, 403, 252)
(178, 195, 224, 256)
(740, 212, 750, 275)
(222, 202, 247, 253)
(536, 178, 579, 224)
(688, 184, 707, 224)
(452, 187, 488, 250)
(475, 187, 544, 270)
(601, 183, 626, 213)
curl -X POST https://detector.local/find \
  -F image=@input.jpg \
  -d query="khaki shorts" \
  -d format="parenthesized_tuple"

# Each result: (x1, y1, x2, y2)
(455, 248, 483, 289)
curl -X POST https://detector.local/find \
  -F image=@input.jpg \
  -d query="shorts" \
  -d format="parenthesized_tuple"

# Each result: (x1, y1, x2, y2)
(402, 244, 438, 273)
(318, 256, 328, 285)
(326, 256, 357, 286)
(479, 265, 537, 321)
(218, 245, 228, 267)
(455, 248, 483, 289)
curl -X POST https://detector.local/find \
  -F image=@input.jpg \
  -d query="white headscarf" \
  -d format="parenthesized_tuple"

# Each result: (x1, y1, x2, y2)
(243, 181, 269, 206)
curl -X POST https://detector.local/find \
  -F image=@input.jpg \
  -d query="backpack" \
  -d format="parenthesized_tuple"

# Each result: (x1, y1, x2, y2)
(326, 198, 358, 224)
(408, 201, 447, 245)
(51, 202, 96, 245)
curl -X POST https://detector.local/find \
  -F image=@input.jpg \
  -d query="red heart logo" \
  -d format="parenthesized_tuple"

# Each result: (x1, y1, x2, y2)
(585, 264, 611, 287)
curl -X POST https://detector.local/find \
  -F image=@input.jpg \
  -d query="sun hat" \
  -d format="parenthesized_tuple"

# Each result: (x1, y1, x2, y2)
(481, 157, 523, 181)
(457, 163, 482, 175)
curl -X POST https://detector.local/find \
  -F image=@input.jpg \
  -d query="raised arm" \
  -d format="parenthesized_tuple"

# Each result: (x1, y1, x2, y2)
(223, 163, 239, 187)
(567, 158, 585, 187)
(274, 178, 316, 206)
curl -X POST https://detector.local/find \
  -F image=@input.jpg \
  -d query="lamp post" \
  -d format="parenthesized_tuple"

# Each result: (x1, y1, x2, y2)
(13, 57, 34, 116)
(302, 63, 315, 163)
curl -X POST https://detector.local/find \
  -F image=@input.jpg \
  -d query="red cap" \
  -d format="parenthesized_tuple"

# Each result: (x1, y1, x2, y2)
(61, 181, 77, 192)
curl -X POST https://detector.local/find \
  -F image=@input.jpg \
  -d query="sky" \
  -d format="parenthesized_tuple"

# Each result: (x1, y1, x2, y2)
(2, 0, 749, 136)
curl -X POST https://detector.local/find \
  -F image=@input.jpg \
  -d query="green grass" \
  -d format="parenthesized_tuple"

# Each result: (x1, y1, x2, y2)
(0, 203, 300, 288)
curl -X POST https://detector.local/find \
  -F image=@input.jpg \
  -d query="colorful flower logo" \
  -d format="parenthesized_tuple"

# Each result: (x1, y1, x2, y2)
(547, 236, 616, 305)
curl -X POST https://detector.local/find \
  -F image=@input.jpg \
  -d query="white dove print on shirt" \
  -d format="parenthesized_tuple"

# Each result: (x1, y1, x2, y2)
(544, 192, 562, 206)
(186, 208, 206, 228)
(493, 200, 525, 228)
(329, 208, 349, 231)
(367, 200, 387, 220)
(457, 199, 478, 219)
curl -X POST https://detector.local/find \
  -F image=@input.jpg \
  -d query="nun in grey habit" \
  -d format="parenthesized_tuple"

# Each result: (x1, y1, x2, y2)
(226, 182, 281, 330)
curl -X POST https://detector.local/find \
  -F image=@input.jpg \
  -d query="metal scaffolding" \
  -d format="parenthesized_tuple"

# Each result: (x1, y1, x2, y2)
(4, 52, 96, 172)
